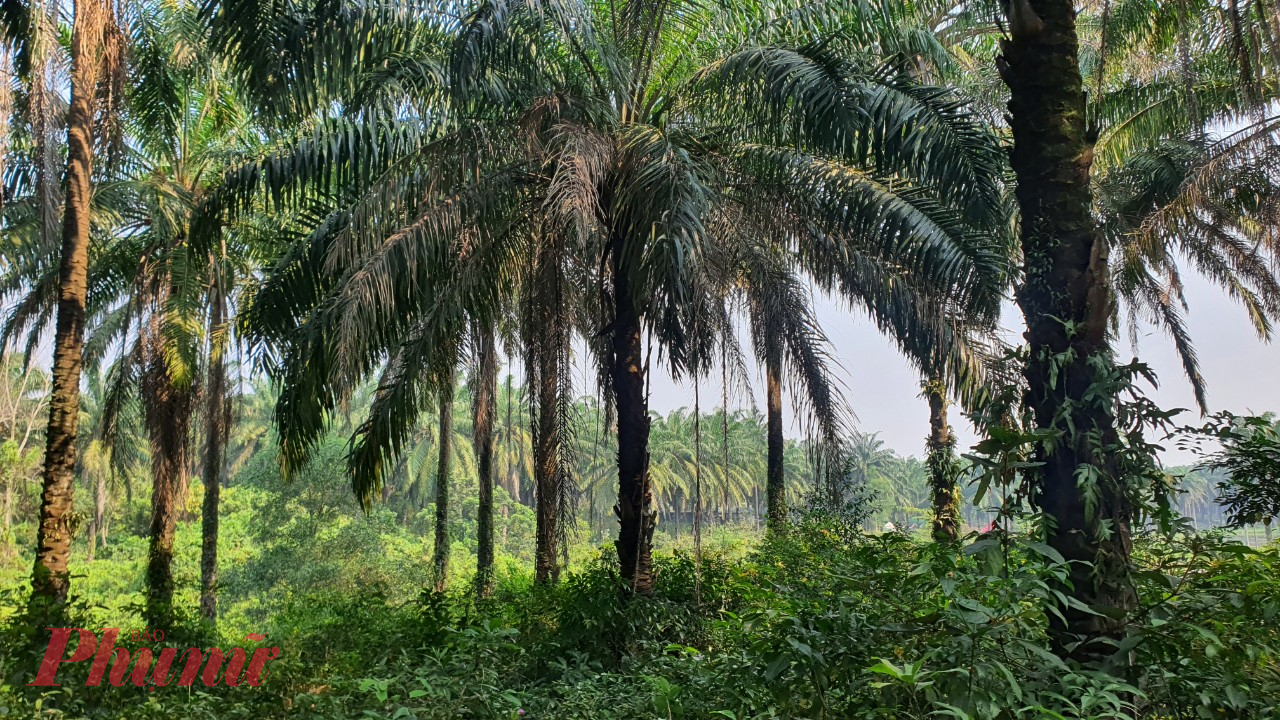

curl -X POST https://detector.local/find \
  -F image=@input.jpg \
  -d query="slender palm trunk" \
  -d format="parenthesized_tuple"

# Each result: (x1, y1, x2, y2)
(474, 325, 498, 597)
(199, 287, 227, 623)
(925, 378, 960, 542)
(1003, 0, 1135, 659)
(693, 376, 703, 604)
(94, 472, 107, 549)
(530, 237, 566, 585)
(765, 341, 786, 533)
(432, 370, 455, 593)
(611, 238, 654, 596)
(673, 493, 681, 541)
(143, 345, 193, 627)
(31, 0, 107, 607)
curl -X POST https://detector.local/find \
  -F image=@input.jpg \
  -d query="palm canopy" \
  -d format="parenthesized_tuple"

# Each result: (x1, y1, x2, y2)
(206, 0, 1008, 510)
(3, 0, 261, 419)
(1083, 0, 1280, 411)
(914, 0, 1280, 411)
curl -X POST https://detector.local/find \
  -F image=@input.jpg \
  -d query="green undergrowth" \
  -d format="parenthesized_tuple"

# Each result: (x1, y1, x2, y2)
(2, 521, 1278, 719)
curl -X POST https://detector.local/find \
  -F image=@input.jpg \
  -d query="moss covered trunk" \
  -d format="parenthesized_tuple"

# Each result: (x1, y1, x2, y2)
(925, 379, 959, 542)
(1002, 0, 1136, 659)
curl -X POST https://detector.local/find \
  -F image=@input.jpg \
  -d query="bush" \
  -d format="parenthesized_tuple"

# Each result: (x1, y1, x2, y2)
(2, 520, 1278, 719)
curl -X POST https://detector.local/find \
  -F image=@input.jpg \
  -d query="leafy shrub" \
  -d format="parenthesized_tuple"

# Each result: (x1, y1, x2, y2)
(2, 521, 1278, 719)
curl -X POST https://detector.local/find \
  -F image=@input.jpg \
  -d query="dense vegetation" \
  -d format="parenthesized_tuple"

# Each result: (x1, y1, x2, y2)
(2, 0, 1280, 716)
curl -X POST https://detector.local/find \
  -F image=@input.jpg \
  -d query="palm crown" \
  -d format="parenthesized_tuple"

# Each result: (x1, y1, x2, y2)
(207, 0, 1009, 590)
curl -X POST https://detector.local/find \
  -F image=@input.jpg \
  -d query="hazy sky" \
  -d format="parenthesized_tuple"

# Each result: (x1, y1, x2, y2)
(16, 257, 1275, 467)
(641, 270, 1280, 466)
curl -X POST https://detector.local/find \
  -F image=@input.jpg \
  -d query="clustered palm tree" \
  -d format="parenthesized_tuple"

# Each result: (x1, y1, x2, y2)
(2, 0, 1278, 662)
(204, 0, 1007, 595)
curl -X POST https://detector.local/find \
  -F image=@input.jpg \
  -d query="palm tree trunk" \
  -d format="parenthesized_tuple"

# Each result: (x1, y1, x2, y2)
(199, 286, 227, 624)
(93, 474, 106, 545)
(765, 341, 786, 533)
(693, 376, 703, 604)
(474, 325, 498, 597)
(925, 378, 959, 542)
(31, 0, 108, 607)
(1003, 0, 1136, 659)
(673, 493, 681, 542)
(611, 238, 654, 596)
(530, 235, 566, 585)
(144, 357, 193, 628)
(532, 336, 562, 584)
(432, 369, 454, 593)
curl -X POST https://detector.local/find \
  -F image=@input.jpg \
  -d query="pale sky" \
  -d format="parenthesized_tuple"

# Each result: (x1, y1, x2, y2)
(15, 257, 1276, 468)
(642, 270, 1280, 467)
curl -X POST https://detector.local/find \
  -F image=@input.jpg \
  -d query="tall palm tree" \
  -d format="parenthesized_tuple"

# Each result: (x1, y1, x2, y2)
(29, 0, 124, 609)
(199, 268, 228, 622)
(523, 229, 577, 584)
(738, 251, 847, 534)
(209, 0, 1005, 596)
(983, 0, 1280, 658)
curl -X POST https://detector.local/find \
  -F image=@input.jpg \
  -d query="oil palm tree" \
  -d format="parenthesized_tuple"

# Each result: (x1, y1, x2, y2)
(10, 0, 259, 624)
(4, 0, 127, 608)
(208, 0, 1006, 595)
(995, 0, 1280, 656)
(1085, 0, 1280, 411)
(743, 258, 847, 534)
(996, 0, 1141, 658)
(888, 0, 1279, 654)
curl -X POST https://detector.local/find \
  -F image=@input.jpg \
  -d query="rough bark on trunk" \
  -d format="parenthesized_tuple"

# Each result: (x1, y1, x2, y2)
(1002, 0, 1136, 660)
(765, 341, 786, 533)
(432, 371, 454, 593)
(610, 240, 654, 596)
(143, 341, 193, 628)
(199, 287, 227, 624)
(531, 240, 564, 585)
(925, 378, 960, 542)
(474, 325, 497, 597)
(94, 472, 107, 550)
(31, 0, 107, 608)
